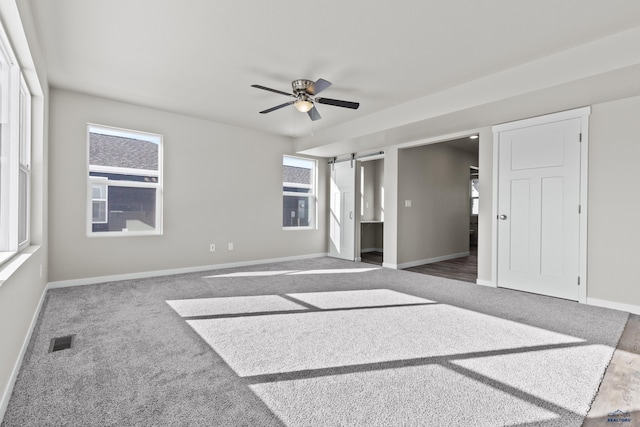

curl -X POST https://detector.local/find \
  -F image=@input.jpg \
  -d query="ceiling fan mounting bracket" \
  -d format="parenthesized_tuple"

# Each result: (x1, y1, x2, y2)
(292, 79, 315, 95)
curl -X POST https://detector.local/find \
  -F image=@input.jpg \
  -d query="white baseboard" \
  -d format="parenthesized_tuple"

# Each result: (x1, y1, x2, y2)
(397, 252, 470, 270)
(47, 253, 328, 289)
(0, 284, 48, 423)
(382, 262, 398, 269)
(586, 297, 640, 315)
(476, 279, 497, 288)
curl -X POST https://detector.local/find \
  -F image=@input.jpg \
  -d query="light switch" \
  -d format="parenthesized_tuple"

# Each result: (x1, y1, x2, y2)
(405, 200, 412, 207)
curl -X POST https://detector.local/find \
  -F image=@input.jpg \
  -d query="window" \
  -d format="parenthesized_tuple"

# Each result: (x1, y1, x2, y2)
(283, 155, 316, 229)
(0, 24, 32, 263)
(471, 176, 479, 216)
(87, 124, 162, 235)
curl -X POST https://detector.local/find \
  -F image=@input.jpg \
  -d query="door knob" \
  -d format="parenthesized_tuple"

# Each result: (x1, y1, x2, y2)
(498, 214, 508, 220)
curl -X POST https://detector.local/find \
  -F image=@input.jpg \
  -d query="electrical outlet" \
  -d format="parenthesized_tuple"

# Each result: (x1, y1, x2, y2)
(228, 243, 234, 251)
(209, 244, 215, 252)
(405, 200, 412, 207)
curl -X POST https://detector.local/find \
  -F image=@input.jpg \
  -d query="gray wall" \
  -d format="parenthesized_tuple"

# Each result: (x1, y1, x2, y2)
(48, 89, 328, 282)
(382, 148, 399, 268)
(397, 142, 478, 267)
(588, 95, 640, 307)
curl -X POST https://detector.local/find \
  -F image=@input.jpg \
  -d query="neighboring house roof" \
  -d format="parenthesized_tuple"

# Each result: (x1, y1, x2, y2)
(283, 165, 312, 185)
(90, 132, 158, 171)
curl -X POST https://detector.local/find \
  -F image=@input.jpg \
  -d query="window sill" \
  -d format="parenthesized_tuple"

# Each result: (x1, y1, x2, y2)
(283, 227, 316, 231)
(0, 251, 15, 266)
(0, 245, 41, 286)
(87, 230, 163, 238)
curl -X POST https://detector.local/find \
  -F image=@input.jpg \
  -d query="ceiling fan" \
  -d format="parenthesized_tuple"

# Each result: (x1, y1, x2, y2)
(251, 78, 359, 121)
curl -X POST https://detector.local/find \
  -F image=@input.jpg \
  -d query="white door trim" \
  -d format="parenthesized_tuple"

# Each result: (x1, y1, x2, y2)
(492, 107, 591, 133)
(491, 107, 590, 303)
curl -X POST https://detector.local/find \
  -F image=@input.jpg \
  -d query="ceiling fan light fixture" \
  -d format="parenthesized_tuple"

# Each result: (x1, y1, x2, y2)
(252, 78, 357, 121)
(294, 99, 314, 113)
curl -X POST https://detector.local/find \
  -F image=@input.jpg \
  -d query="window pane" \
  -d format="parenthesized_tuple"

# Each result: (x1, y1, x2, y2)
(283, 195, 312, 227)
(19, 79, 30, 166)
(471, 178, 479, 198)
(92, 184, 105, 199)
(92, 186, 156, 233)
(283, 167, 312, 186)
(18, 168, 28, 244)
(88, 124, 162, 235)
(92, 201, 107, 223)
(471, 198, 479, 216)
(89, 128, 159, 171)
(282, 155, 316, 229)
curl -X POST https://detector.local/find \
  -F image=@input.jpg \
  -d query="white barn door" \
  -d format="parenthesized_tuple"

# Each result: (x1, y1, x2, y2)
(329, 161, 356, 261)
(496, 118, 582, 300)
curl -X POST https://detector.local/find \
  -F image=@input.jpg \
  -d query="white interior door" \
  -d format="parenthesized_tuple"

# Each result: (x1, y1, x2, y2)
(329, 161, 356, 261)
(497, 118, 581, 300)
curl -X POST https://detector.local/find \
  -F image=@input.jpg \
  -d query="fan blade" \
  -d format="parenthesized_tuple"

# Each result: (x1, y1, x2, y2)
(306, 78, 332, 95)
(316, 97, 359, 109)
(259, 101, 295, 114)
(307, 106, 321, 121)
(251, 84, 296, 98)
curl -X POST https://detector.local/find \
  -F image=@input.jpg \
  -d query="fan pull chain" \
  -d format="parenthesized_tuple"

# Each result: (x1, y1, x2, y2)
(292, 103, 296, 137)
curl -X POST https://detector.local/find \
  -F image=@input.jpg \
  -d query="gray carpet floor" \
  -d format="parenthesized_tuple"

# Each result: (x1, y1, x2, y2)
(2, 257, 629, 426)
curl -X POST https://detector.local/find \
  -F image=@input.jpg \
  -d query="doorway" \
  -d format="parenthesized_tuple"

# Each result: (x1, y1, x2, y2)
(397, 137, 479, 282)
(359, 158, 384, 265)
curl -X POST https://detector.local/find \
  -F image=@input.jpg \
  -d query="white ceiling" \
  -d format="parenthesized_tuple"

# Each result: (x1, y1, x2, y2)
(28, 0, 640, 157)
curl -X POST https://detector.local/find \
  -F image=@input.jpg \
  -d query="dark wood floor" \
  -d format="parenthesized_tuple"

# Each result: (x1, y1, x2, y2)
(360, 251, 384, 266)
(361, 247, 478, 283)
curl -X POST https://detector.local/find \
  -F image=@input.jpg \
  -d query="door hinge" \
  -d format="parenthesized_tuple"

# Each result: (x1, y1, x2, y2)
(579, 133, 582, 142)
(578, 204, 581, 214)
(578, 276, 581, 286)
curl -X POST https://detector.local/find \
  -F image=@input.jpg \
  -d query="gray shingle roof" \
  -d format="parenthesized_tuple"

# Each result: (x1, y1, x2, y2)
(283, 165, 311, 185)
(90, 133, 158, 170)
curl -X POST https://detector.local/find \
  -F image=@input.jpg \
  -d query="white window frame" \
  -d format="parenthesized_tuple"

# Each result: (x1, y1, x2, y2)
(87, 124, 163, 237)
(18, 74, 31, 248)
(283, 155, 317, 230)
(0, 22, 31, 265)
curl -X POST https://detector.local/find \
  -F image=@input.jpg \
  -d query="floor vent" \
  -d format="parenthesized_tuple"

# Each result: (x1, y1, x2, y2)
(49, 335, 75, 353)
